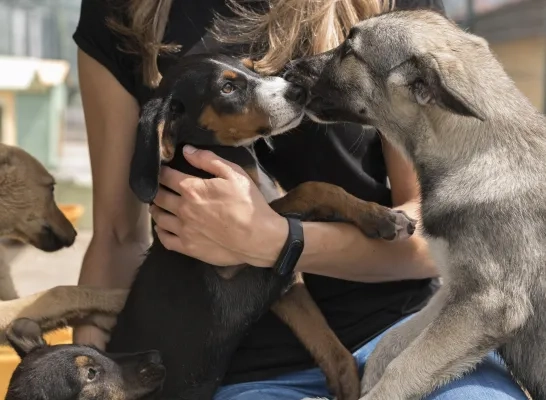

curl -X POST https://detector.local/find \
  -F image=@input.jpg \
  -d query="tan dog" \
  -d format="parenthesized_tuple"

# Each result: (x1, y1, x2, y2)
(0, 144, 129, 342)
(0, 144, 78, 300)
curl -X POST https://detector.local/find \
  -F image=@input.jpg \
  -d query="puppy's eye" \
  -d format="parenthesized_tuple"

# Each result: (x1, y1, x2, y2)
(342, 44, 353, 59)
(87, 368, 98, 381)
(221, 82, 235, 94)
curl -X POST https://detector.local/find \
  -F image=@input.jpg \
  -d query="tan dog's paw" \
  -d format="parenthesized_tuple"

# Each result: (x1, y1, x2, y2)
(359, 208, 416, 241)
(78, 313, 118, 336)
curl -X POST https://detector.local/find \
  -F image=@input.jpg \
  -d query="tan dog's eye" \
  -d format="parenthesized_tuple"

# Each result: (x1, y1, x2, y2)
(222, 83, 235, 94)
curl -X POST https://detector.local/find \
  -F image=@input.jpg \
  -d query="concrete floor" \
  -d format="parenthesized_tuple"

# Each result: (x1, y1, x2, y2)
(4, 230, 91, 297)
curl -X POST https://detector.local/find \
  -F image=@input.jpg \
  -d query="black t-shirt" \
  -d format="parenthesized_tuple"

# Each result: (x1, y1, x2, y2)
(73, 0, 444, 384)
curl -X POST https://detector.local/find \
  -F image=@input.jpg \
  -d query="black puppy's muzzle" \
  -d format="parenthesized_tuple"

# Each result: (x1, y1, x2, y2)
(136, 351, 166, 386)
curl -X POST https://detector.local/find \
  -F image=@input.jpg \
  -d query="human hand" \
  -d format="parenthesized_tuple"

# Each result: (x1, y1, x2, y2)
(150, 145, 288, 267)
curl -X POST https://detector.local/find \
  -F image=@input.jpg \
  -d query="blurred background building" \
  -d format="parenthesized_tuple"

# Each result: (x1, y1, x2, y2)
(445, 0, 546, 111)
(0, 0, 91, 229)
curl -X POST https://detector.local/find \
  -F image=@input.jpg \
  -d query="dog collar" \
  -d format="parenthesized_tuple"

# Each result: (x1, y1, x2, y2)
(272, 217, 304, 276)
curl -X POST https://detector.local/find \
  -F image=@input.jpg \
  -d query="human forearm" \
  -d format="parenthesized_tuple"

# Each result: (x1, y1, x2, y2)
(78, 233, 150, 289)
(295, 221, 436, 282)
(295, 199, 436, 281)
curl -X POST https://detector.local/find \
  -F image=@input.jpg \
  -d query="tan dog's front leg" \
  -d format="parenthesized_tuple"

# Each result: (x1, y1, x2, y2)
(0, 286, 128, 344)
(269, 181, 415, 241)
(272, 275, 360, 400)
(0, 248, 18, 301)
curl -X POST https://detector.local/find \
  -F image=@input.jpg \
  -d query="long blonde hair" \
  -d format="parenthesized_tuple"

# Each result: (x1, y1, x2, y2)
(108, 0, 392, 87)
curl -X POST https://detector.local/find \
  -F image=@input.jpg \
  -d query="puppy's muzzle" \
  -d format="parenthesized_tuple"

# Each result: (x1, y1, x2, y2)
(283, 59, 322, 94)
(137, 350, 166, 386)
(34, 224, 77, 252)
(284, 83, 308, 106)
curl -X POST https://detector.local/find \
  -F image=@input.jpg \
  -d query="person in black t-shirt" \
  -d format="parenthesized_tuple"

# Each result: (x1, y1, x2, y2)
(72, 0, 527, 398)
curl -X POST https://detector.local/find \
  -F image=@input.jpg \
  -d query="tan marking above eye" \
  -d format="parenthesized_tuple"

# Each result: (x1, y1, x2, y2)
(198, 105, 271, 145)
(222, 70, 238, 80)
(75, 355, 91, 367)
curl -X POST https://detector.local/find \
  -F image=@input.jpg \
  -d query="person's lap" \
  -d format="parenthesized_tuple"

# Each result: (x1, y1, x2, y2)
(214, 316, 528, 400)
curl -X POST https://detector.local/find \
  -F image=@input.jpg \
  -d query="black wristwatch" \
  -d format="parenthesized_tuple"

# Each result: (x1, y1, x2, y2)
(272, 217, 304, 276)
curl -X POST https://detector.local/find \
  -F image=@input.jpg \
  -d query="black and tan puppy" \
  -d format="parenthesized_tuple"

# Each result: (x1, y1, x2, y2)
(105, 53, 416, 400)
(6, 318, 165, 400)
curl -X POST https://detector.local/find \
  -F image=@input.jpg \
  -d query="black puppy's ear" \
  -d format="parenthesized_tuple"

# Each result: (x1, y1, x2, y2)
(411, 53, 486, 121)
(6, 318, 46, 359)
(130, 97, 168, 203)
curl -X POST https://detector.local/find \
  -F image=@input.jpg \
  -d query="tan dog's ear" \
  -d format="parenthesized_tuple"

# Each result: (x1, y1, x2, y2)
(411, 53, 486, 121)
(6, 318, 46, 359)
(241, 58, 256, 71)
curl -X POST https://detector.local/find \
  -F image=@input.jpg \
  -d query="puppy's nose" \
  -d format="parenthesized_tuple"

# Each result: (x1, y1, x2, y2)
(283, 68, 298, 84)
(285, 84, 308, 105)
(144, 351, 162, 365)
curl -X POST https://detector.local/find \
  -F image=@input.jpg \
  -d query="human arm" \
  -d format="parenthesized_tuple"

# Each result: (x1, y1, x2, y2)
(73, 49, 151, 348)
(294, 138, 437, 282)
(151, 142, 438, 283)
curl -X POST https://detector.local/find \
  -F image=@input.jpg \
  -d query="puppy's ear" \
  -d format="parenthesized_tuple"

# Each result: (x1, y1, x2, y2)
(129, 97, 170, 203)
(6, 318, 46, 359)
(411, 53, 486, 121)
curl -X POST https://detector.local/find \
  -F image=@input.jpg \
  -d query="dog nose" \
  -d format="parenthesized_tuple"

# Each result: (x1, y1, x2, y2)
(283, 68, 298, 84)
(144, 351, 162, 365)
(285, 84, 308, 105)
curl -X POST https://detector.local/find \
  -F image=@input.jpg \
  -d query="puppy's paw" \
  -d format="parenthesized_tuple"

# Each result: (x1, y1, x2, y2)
(359, 208, 416, 241)
(324, 354, 360, 400)
(77, 313, 117, 335)
(361, 350, 392, 395)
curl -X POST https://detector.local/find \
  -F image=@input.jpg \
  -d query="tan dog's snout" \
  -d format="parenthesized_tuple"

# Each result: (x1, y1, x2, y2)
(32, 205, 77, 252)
(0, 145, 77, 251)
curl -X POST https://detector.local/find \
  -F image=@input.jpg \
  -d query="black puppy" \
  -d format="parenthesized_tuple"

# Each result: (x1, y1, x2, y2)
(6, 318, 165, 400)
(107, 53, 415, 400)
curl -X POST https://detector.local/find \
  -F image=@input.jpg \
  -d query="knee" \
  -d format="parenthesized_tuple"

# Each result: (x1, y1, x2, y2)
(215, 388, 305, 400)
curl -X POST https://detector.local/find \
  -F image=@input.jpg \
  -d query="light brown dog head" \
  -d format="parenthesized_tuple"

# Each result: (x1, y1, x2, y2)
(0, 145, 76, 252)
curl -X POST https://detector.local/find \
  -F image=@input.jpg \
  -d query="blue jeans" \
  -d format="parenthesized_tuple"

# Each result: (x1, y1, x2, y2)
(215, 315, 527, 400)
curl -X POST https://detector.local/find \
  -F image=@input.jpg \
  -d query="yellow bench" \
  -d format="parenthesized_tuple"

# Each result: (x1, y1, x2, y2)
(0, 328, 72, 399)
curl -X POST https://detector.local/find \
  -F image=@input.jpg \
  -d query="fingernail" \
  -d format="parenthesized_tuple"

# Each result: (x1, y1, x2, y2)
(183, 145, 197, 154)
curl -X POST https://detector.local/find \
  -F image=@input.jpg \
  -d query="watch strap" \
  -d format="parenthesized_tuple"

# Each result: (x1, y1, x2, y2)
(272, 217, 304, 276)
